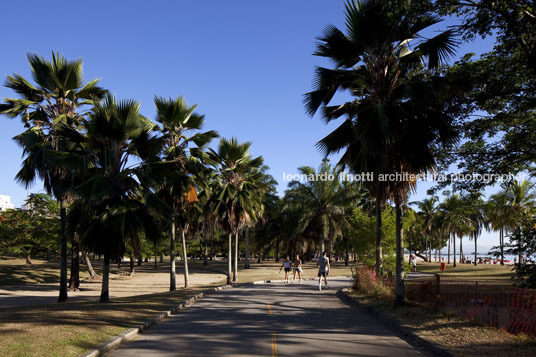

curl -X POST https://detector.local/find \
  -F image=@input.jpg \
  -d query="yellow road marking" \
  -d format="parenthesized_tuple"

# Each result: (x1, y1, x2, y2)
(267, 305, 277, 356)
(271, 332, 277, 357)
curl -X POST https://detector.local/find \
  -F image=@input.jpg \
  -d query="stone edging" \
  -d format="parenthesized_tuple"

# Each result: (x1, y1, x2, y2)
(80, 285, 233, 357)
(337, 288, 453, 357)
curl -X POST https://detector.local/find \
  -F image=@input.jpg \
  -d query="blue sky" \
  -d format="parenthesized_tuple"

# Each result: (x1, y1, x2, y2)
(0, 1, 503, 253)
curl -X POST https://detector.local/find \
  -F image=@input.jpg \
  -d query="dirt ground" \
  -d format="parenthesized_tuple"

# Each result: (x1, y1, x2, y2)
(0, 258, 225, 308)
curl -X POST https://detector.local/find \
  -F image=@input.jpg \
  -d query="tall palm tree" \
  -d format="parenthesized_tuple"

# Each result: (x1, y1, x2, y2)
(153, 96, 217, 290)
(284, 162, 348, 257)
(506, 180, 535, 268)
(467, 193, 486, 266)
(439, 194, 472, 268)
(243, 167, 276, 269)
(412, 197, 438, 262)
(431, 209, 449, 263)
(304, 0, 458, 305)
(70, 94, 164, 302)
(208, 138, 265, 283)
(1, 52, 106, 302)
(486, 192, 510, 265)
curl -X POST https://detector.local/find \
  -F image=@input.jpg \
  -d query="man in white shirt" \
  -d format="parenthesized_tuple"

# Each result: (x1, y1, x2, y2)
(317, 251, 330, 291)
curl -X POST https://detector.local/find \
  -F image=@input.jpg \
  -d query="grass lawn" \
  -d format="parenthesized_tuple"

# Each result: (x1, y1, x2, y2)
(0, 256, 127, 287)
(417, 262, 516, 282)
(349, 291, 536, 357)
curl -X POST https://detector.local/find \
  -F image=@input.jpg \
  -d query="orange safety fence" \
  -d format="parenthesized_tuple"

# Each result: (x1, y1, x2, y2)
(405, 277, 536, 336)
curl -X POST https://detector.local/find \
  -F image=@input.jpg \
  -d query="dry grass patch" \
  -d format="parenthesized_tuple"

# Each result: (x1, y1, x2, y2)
(349, 291, 536, 356)
(417, 262, 515, 282)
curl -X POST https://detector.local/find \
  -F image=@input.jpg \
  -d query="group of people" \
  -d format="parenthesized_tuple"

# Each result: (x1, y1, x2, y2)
(279, 251, 331, 291)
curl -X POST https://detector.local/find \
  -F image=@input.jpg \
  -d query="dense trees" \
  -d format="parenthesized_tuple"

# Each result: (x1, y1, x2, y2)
(0, 194, 59, 262)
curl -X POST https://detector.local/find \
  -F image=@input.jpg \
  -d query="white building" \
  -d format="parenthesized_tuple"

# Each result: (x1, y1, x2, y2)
(0, 195, 15, 211)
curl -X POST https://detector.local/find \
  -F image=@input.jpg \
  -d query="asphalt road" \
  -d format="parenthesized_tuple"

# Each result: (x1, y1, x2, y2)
(109, 277, 422, 357)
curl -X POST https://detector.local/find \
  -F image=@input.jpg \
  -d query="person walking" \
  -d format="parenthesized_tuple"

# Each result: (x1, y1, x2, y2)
(293, 254, 303, 283)
(410, 255, 417, 272)
(317, 251, 330, 291)
(279, 256, 292, 283)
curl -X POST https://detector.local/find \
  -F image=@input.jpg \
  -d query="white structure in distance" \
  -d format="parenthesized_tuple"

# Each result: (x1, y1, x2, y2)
(0, 194, 15, 211)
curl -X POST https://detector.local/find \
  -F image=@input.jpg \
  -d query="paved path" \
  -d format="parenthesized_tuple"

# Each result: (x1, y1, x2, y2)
(110, 277, 423, 356)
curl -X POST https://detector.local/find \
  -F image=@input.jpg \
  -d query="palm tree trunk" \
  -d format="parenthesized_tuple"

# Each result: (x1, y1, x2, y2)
(519, 233, 523, 270)
(460, 237, 463, 263)
(170, 220, 176, 291)
(129, 251, 135, 276)
(447, 234, 451, 264)
(474, 231, 477, 266)
(100, 250, 110, 303)
(210, 234, 214, 260)
(500, 228, 504, 265)
(428, 237, 432, 263)
(453, 234, 457, 268)
(233, 232, 238, 282)
(394, 200, 405, 307)
(227, 233, 232, 284)
(345, 236, 349, 266)
(58, 200, 68, 302)
(244, 228, 250, 269)
(375, 200, 383, 277)
(26, 247, 32, 264)
(181, 229, 189, 288)
(83, 250, 96, 279)
(68, 233, 80, 291)
(425, 236, 428, 262)
(154, 242, 157, 269)
(203, 235, 208, 266)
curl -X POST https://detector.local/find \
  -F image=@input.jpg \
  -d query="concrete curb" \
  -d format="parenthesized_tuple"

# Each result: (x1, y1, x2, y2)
(235, 277, 326, 286)
(337, 288, 453, 357)
(80, 284, 233, 357)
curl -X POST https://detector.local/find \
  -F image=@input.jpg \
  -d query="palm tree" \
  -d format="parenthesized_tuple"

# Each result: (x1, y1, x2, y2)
(153, 96, 217, 290)
(467, 193, 486, 266)
(439, 194, 472, 268)
(431, 210, 449, 263)
(71, 94, 164, 302)
(304, 0, 458, 305)
(208, 138, 265, 283)
(284, 162, 347, 257)
(412, 197, 438, 262)
(1, 52, 106, 302)
(486, 192, 511, 265)
(506, 180, 535, 268)
(244, 167, 276, 269)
